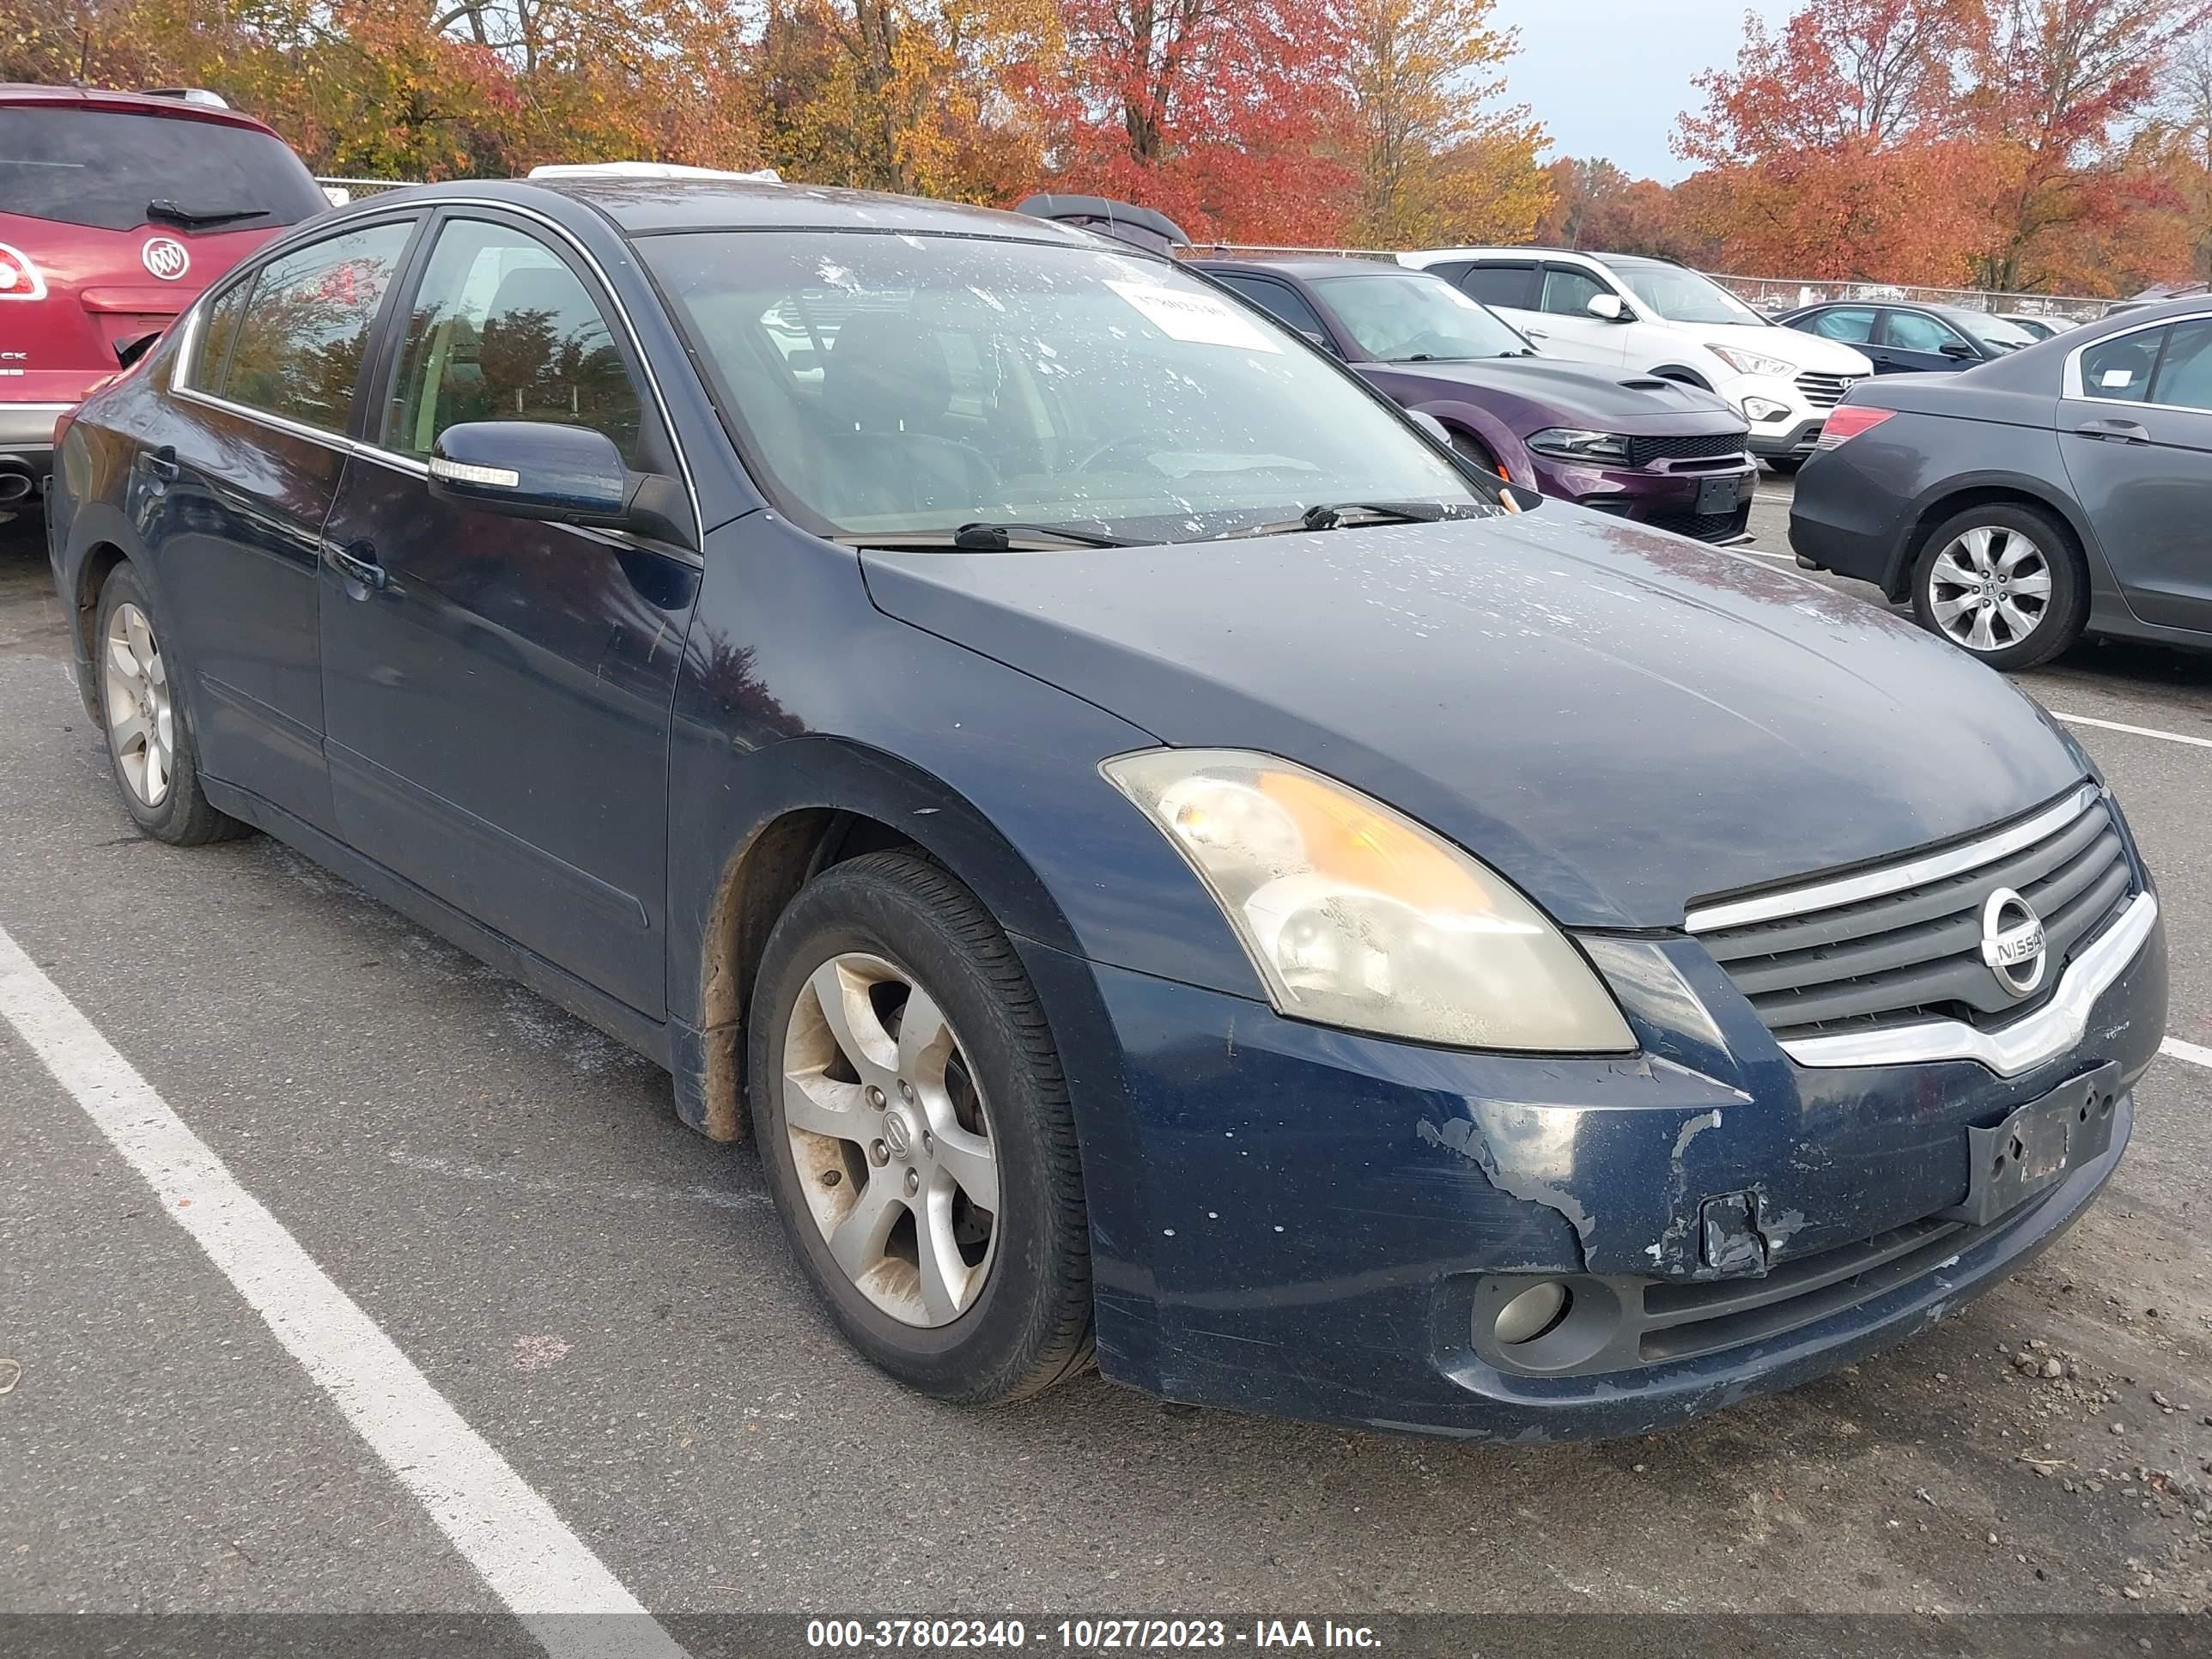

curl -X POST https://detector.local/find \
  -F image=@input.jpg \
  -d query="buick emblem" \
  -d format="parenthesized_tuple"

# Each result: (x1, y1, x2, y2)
(142, 237, 191, 281)
(1980, 887, 2046, 999)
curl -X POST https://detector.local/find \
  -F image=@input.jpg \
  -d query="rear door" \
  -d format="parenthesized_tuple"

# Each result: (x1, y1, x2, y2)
(1449, 260, 1540, 340)
(1527, 261, 1629, 365)
(318, 210, 700, 1016)
(1872, 308, 1972, 374)
(2058, 316, 2212, 633)
(158, 215, 420, 828)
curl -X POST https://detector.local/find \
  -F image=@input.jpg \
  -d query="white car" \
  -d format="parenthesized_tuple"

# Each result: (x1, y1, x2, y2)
(1397, 247, 1873, 474)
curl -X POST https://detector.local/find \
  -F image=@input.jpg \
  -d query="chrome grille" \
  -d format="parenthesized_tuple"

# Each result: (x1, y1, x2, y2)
(1686, 787, 2135, 1042)
(1795, 371, 1863, 409)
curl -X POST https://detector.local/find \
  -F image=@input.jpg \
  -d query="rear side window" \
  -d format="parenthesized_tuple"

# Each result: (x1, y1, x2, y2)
(222, 222, 414, 433)
(1806, 307, 1876, 343)
(191, 281, 249, 389)
(2149, 320, 2212, 410)
(2077, 329, 2160, 402)
(1460, 263, 1534, 308)
(0, 107, 327, 234)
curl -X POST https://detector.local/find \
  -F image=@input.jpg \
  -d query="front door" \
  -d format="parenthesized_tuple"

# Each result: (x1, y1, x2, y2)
(2059, 316, 2212, 634)
(1871, 308, 1972, 374)
(155, 218, 416, 827)
(1525, 263, 1629, 365)
(318, 212, 699, 1016)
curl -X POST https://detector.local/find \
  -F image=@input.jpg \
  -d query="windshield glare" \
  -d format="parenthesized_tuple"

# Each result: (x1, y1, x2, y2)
(1607, 262, 1766, 326)
(1958, 312, 2036, 351)
(643, 231, 1486, 542)
(1311, 272, 1530, 362)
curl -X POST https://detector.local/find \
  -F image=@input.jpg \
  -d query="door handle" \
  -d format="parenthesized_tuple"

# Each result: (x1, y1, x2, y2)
(144, 445, 179, 483)
(2075, 417, 2150, 444)
(325, 538, 389, 592)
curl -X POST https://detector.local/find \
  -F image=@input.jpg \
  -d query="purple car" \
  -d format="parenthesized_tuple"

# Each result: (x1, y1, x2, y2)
(1194, 258, 1759, 544)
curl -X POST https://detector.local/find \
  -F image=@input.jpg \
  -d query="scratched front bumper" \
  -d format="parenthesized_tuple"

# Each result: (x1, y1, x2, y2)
(1019, 909, 2165, 1441)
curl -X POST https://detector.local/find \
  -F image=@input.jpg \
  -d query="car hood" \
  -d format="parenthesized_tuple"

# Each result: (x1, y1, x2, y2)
(1369, 356, 1742, 430)
(861, 510, 2084, 929)
(1695, 319, 1873, 377)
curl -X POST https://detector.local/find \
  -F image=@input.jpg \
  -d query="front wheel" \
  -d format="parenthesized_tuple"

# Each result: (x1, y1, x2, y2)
(747, 851, 1092, 1403)
(1762, 456, 1804, 477)
(1910, 502, 2087, 671)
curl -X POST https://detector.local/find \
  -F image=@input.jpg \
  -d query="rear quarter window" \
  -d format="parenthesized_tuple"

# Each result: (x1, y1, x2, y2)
(0, 107, 327, 234)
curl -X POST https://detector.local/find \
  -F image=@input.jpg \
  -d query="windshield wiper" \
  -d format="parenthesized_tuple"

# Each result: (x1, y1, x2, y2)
(147, 199, 272, 229)
(838, 521, 1135, 551)
(1218, 501, 1464, 539)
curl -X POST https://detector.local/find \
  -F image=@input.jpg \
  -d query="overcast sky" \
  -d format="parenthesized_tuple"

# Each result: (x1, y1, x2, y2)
(1488, 0, 1796, 181)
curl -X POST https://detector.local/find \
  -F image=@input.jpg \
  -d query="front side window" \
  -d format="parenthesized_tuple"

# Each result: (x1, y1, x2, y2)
(1602, 261, 1766, 325)
(383, 219, 644, 462)
(1312, 273, 1530, 362)
(2078, 328, 2161, 402)
(1807, 307, 1876, 343)
(1880, 310, 1968, 354)
(1539, 265, 1610, 318)
(643, 230, 1482, 542)
(224, 221, 413, 432)
(1212, 276, 1328, 342)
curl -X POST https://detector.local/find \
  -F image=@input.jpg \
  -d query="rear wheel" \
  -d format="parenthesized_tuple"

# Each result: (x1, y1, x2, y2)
(1910, 501, 2087, 671)
(747, 851, 1092, 1403)
(94, 565, 247, 845)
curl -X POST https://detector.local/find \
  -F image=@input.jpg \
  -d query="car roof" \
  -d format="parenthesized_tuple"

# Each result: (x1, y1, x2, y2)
(1407, 246, 1592, 262)
(428, 174, 1107, 245)
(1189, 257, 1419, 282)
(0, 82, 284, 137)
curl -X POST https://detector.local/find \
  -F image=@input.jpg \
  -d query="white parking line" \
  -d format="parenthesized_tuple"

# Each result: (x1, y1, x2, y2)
(0, 924, 687, 1659)
(2163, 1036, 2212, 1070)
(2053, 711, 2212, 751)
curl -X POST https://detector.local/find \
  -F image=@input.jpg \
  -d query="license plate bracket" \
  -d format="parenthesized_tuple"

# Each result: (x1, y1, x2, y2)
(1695, 474, 1745, 516)
(1940, 1063, 2121, 1227)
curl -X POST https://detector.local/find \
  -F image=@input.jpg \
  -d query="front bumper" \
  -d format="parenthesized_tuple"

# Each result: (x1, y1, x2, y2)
(1748, 416, 1825, 459)
(1018, 897, 2165, 1441)
(1534, 458, 1758, 544)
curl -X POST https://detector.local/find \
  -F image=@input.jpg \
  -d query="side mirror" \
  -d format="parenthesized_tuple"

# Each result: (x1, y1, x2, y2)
(1298, 327, 1340, 357)
(1939, 341, 1977, 360)
(1407, 410, 1452, 446)
(428, 421, 632, 526)
(1586, 293, 1628, 322)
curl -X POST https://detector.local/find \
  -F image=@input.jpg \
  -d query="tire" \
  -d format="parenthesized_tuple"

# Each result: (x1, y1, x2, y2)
(1763, 456, 1804, 477)
(746, 850, 1092, 1403)
(1909, 501, 2087, 672)
(92, 565, 248, 846)
(1449, 431, 1505, 478)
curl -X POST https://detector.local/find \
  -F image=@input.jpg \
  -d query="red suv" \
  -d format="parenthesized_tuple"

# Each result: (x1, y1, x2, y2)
(1, 85, 329, 510)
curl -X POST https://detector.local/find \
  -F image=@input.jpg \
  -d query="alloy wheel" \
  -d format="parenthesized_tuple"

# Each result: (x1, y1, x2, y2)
(1925, 525, 2052, 653)
(102, 601, 174, 806)
(781, 951, 1001, 1328)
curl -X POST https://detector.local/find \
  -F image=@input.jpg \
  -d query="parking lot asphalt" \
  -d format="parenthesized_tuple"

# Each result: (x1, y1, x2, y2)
(3, 483, 2210, 1627)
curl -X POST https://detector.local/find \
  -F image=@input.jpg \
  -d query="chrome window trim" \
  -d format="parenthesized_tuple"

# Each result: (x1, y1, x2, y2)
(1778, 890, 2157, 1077)
(168, 195, 704, 548)
(1684, 784, 2103, 933)
(2062, 307, 2212, 410)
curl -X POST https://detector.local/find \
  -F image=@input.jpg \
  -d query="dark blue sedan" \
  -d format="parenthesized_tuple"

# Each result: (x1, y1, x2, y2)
(46, 174, 2167, 1438)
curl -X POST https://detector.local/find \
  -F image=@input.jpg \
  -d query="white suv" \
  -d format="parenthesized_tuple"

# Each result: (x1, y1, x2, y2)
(1397, 247, 1872, 473)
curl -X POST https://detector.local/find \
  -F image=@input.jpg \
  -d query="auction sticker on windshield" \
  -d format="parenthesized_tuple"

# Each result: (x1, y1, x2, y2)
(1109, 280, 1282, 351)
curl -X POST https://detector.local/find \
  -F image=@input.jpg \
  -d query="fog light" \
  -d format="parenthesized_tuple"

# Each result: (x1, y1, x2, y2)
(1741, 397, 1790, 423)
(1492, 1279, 1571, 1346)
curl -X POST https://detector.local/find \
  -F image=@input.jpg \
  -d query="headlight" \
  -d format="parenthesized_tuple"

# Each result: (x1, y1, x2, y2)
(1101, 749, 1637, 1053)
(1525, 427, 1632, 465)
(1707, 344, 1797, 380)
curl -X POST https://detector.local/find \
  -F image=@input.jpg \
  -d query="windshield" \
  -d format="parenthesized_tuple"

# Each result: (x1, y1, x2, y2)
(644, 231, 1487, 543)
(1311, 272, 1531, 362)
(1955, 311, 2037, 352)
(1604, 261, 1767, 326)
(0, 108, 327, 234)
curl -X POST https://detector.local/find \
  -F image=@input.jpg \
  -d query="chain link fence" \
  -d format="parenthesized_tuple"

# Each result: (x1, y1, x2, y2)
(319, 194, 2139, 319)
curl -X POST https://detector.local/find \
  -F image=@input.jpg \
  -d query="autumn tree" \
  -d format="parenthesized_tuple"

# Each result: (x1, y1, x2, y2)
(1340, 0, 1548, 246)
(1029, 0, 1355, 242)
(1532, 157, 1714, 261)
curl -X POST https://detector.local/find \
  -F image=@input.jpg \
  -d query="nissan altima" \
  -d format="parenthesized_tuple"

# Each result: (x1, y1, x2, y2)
(46, 175, 2166, 1438)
